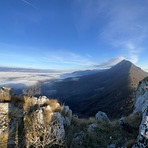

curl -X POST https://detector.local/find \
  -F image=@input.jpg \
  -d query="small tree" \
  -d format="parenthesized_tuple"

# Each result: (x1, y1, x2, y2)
(23, 85, 41, 97)
(25, 113, 64, 148)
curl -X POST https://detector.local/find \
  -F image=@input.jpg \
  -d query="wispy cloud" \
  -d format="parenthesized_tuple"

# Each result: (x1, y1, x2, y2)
(100, 0, 148, 63)
(21, 0, 37, 9)
(74, 0, 148, 63)
(42, 51, 95, 69)
(95, 56, 125, 69)
(0, 43, 96, 70)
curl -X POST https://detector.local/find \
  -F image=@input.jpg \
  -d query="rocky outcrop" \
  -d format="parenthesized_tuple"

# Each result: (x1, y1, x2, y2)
(2, 78, 148, 148)
(0, 93, 73, 147)
(133, 77, 148, 147)
(0, 104, 9, 134)
(95, 111, 110, 123)
(0, 87, 11, 101)
(88, 123, 98, 133)
(0, 103, 23, 135)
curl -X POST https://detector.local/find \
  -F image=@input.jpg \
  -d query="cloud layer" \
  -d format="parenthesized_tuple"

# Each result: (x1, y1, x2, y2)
(0, 71, 61, 87)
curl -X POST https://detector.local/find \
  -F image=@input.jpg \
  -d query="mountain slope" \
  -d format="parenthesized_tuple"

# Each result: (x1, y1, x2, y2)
(41, 60, 148, 118)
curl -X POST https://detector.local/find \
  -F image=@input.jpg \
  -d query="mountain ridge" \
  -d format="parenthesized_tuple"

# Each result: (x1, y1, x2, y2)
(41, 60, 148, 118)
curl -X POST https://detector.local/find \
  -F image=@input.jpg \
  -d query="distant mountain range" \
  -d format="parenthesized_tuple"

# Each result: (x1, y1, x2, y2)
(40, 60, 148, 118)
(60, 69, 106, 79)
(0, 67, 59, 73)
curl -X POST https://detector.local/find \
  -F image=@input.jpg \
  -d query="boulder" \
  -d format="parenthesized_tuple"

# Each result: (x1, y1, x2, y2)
(133, 77, 148, 147)
(96, 111, 110, 123)
(31, 97, 38, 105)
(36, 109, 44, 124)
(63, 106, 72, 124)
(73, 131, 84, 141)
(38, 96, 48, 105)
(52, 112, 65, 140)
(108, 144, 116, 148)
(88, 123, 98, 133)
(45, 105, 52, 112)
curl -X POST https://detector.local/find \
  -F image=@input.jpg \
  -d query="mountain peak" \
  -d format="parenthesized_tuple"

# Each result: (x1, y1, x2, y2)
(109, 59, 133, 72)
(116, 59, 133, 66)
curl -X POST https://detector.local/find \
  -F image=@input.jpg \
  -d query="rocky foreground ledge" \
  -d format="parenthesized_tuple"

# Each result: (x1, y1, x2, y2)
(133, 77, 148, 148)
(0, 77, 148, 148)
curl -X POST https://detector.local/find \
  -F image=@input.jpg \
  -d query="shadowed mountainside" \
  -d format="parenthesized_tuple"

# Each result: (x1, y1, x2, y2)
(41, 60, 148, 118)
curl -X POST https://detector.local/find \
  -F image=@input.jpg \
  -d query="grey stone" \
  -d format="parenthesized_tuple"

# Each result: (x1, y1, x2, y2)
(96, 111, 110, 123)
(88, 123, 98, 133)
(108, 144, 116, 148)
(133, 78, 148, 147)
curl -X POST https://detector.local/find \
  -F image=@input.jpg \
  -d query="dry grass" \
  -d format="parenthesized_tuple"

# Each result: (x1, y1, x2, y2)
(56, 104, 66, 115)
(24, 111, 64, 148)
(48, 99, 60, 111)
(70, 116, 140, 148)
(43, 108, 53, 123)
(125, 139, 135, 148)
(23, 96, 34, 111)
(72, 117, 96, 127)
(0, 132, 8, 148)
(0, 94, 11, 102)
(23, 97, 60, 113)
(0, 93, 11, 102)
(121, 112, 141, 129)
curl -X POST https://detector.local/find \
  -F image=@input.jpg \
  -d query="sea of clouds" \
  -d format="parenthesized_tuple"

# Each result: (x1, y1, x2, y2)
(0, 71, 62, 88)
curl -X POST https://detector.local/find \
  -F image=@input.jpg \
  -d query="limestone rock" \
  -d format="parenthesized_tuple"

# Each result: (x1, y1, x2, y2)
(36, 109, 44, 124)
(88, 123, 98, 133)
(0, 87, 11, 101)
(96, 111, 110, 123)
(108, 144, 116, 148)
(0, 112, 9, 134)
(134, 77, 148, 114)
(64, 106, 70, 114)
(64, 106, 72, 124)
(31, 97, 38, 105)
(37, 96, 48, 105)
(52, 112, 65, 140)
(0, 94, 73, 147)
(133, 77, 148, 147)
(0, 103, 23, 118)
(73, 131, 84, 141)
(45, 105, 52, 112)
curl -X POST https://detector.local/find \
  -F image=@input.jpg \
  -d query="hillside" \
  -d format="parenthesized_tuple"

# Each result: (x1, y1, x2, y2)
(0, 86, 143, 147)
(1, 77, 148, 147)
(41, 60, 148, 118)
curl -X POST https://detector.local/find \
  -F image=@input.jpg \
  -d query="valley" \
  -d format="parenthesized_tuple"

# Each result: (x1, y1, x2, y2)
(40, 60, 148, 118)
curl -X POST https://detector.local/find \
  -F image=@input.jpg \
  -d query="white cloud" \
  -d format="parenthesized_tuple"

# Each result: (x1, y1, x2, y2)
(95, 56, 125, 69)
(43, 51, 95, 68)
(100, 0, 148, 63)
(0, 43, 96, 70)
(0, 71, 61, 87)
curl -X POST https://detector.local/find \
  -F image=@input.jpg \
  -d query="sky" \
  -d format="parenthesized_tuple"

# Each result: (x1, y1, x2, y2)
(0, 0, 148, 71)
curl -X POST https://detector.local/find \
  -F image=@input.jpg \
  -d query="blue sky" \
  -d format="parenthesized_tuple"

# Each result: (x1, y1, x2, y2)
(0, 0, 148, 71)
